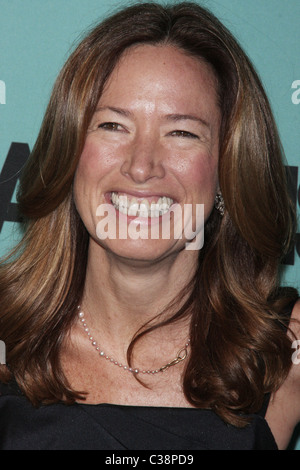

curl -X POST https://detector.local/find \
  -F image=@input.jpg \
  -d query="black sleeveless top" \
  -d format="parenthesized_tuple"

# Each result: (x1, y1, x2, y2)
(0, 299, 297, 450)
(0, 381, 276, 450)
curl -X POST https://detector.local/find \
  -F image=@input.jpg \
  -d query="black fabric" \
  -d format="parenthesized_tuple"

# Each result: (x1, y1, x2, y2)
(0, 386, 277, 450)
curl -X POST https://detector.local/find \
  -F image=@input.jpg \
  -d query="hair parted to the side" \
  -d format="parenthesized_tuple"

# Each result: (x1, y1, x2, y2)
(0, 2, 298, 426)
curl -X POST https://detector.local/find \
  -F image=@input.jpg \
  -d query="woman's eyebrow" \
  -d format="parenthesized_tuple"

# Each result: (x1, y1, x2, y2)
(165, 113, 210, 129)
(95, 107, 211, 130)
(95, 106, 133, 118)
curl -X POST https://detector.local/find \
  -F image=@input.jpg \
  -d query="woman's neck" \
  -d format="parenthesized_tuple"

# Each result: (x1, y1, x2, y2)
(80, 238, 196, 350)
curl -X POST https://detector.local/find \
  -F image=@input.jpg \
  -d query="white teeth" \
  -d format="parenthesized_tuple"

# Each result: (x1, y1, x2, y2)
(127, 202, 139, 216)
(110, 192, 174, 217)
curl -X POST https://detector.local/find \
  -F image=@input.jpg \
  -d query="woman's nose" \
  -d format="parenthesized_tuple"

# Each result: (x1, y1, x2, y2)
(120, 134, 165, 184)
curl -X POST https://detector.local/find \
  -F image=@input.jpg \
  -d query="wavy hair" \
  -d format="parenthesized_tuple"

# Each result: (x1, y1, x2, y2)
(0, 2, 298, 426)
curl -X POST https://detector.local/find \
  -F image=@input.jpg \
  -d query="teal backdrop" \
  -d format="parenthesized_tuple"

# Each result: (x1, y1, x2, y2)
(0, 0, 299, 449)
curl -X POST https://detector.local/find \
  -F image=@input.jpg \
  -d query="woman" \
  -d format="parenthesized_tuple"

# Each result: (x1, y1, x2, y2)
(0, 1, 299, 450)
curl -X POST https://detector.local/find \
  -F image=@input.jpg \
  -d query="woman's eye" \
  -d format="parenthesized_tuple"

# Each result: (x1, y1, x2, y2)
(98, 122, 122, 131)
(170, 130, 199, 139)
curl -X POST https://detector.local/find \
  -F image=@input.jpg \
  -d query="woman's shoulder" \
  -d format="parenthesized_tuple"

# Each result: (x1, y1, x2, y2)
(288, 297, 300, 372)
(0, 379, 93, 450)
(0, 379, 23, 398)
(290, 298, 300, 329)
(265, 297, 300, 449)
(289, 298, 300, 380)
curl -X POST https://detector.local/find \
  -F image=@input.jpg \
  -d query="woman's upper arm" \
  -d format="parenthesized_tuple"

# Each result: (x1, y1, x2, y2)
(290, 299, 300, 391)
(285, 299, 300, 423)
(265, 299, 300, 449)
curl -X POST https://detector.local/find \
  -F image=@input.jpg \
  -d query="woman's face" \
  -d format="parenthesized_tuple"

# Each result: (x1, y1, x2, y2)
(73, 44, 221, 262)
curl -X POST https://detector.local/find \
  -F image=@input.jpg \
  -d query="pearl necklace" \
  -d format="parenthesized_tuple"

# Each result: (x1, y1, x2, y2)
(78, 306, 190, 375)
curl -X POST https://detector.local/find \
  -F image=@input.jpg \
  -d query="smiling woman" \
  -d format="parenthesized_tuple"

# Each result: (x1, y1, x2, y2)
(0, 1, 299, 450)
(73, 44, 219, 260)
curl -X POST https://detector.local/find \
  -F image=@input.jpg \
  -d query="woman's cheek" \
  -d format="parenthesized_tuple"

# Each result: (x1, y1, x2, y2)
(78, 139, 107, 177)
(175, 151, 218, 193)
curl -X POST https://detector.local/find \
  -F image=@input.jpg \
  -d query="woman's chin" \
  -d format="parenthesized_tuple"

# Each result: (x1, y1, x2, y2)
(93, 235, 184, 264)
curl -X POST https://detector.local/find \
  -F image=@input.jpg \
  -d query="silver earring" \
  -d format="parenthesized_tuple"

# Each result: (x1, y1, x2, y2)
(214, 192, 225, 216)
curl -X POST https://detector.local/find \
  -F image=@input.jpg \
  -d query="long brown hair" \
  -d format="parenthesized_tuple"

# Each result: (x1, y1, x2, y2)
(0, 2, 298, 426)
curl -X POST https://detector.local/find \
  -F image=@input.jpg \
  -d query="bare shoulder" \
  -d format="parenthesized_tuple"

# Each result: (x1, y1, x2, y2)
(289, 298, 300, 385)
(290, 298, 300, 335)
(266, 298, 300, 449)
